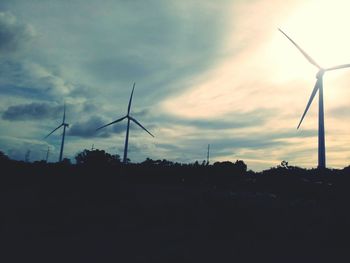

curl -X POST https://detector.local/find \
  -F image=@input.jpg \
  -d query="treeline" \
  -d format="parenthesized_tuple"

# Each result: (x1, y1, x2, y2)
(2, 148, 350, 192)
(2, 149, 350, 261)
(3, 148, 350, 176)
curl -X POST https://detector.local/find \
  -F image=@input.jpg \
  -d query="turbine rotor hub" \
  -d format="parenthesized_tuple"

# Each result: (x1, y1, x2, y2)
(316, 69, 325, 79)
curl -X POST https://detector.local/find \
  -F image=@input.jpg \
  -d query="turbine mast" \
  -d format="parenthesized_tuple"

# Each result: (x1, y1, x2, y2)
(318, 77, 326, 168)
(123, 117, 131, 164)
(59, 124, 67, 162)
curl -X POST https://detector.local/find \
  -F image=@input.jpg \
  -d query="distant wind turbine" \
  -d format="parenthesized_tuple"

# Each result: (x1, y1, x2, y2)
(45, 103, 69, 162)
(96, 83, 154, 164)
(279, 28, 350, 168)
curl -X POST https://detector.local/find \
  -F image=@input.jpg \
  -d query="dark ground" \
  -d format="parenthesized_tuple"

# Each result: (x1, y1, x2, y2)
(1, 160, 350, 262)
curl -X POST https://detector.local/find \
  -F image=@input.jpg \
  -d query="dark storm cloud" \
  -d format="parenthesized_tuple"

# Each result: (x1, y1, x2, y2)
(2, 102, 61, 121)
(67, 107, 153, 139)
(2, 100, 99, 122)
(0, 11, 35, 54)
(0, 84, 48, 100)
(68, 115, 126, 138)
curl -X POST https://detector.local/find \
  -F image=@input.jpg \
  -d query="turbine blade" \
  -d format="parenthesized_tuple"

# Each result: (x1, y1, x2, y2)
(127, 82, 136, 115)
(129, 116, 154, 137)
(62, 102, 66, 123)
(96, 116, 127, 131)
(45, 124, 63, 138)
(278, 28, 321, 69)
(325, 64, 350, 71)
(297, 79, 321, 129)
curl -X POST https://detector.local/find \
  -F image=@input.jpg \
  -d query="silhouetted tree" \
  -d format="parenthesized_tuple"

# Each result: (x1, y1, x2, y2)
(193, 161, 200, 167)
(343, 165, 350, 173)
(141, 157, 155, 166)
(234, 160, 247, 173)
(0, 151, 9, 162)
(61, 158, 71, 165)
(212, 160, 247, 179)
(75, 149, 120, 166)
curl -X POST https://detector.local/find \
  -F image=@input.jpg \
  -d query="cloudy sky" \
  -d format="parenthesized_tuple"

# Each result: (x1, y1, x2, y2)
(1, 0, 350, 171)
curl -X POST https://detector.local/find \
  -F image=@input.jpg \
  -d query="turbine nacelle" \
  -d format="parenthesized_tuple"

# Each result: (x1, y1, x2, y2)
(316, 69, 325, 79)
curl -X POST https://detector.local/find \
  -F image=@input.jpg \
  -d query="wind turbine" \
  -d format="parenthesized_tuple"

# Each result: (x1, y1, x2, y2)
(279, 28, 350, 168)
(96, 83, 154, 164)
(45, 103, 69, 162)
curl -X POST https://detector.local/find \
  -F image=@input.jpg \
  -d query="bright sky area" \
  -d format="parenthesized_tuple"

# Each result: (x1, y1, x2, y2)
(1, 0, 350, 171)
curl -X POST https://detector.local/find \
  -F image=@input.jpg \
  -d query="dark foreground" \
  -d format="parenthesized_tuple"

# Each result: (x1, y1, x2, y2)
(1, 160, 350, 262)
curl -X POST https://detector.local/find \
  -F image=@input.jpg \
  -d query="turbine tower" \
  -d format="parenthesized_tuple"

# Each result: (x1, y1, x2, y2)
(96, 83, 154, 164)
(45, 103, 69, 162)
(279, 28, 350, 168)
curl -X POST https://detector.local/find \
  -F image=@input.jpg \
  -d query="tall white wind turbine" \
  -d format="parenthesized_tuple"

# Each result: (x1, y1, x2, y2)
(96, 83, 154, 164)
(45, 103, 69, 162)
(279, 28, 350, 168)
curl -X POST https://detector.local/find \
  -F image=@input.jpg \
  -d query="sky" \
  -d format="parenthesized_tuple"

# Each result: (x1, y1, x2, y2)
(1, 0, 350, 171)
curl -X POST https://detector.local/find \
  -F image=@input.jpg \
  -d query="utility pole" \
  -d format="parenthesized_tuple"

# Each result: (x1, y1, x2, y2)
(207, 144, 210, 165)
(45, 146, 50, 162)
(25, 150, 31, 163)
